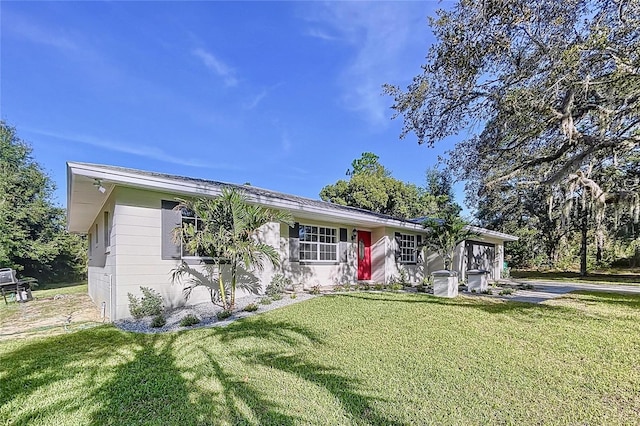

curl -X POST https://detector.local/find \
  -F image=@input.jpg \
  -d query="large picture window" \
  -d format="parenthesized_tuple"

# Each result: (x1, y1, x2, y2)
(399, 234, 416, 263)
(299, 225, 337, 261)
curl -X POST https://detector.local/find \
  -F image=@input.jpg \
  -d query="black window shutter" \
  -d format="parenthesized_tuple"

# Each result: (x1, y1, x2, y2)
(339, 228, 348, 242)
(416, 235, 423, 262)
(289, 222, 300, 262)
(394, 232, 402, 261)
(161, 200, 181, 260)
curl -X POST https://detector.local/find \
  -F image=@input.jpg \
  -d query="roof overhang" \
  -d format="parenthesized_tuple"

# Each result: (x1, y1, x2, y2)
(66, 162, 518, 242)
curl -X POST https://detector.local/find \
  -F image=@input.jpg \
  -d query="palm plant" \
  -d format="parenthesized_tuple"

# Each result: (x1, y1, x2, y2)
(422, 212, 477, 270)
(170, 188, 293, 310)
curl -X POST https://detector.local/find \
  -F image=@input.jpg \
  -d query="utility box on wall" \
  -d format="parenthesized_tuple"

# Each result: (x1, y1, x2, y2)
(467, 269, 489, 292)
(432, 270, 458, 298)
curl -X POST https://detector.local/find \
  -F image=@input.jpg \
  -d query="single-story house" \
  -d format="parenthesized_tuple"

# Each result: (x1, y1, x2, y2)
(67, 162, 517, 321)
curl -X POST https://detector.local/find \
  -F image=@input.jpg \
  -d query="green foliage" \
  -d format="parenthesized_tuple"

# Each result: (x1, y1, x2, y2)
(179, 314, 200, 327)
(150, 315, 166, 328)
(385, 1, 640, 273)
(243, 303, 259, 312)
(216, 310, 232, 320)
(499, 288, 514, 296)
(266, 274, 291, 297)
(127, 287, 164, 319)
(422, 212, 477, 270)
(389, 283, 403, 292)
(259, 297, 272, 305)
(309, 285, 321, 295)
(290, 293, 297, 299)
(0, 121, 86, 283)
(320, 153, 459, 219)
(171, 189, 293, 310)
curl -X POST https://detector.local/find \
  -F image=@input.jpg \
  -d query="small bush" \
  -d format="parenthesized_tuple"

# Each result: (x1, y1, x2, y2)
(373, 283, 384, 291)
(179, 314, 200, 327)
(243, 303, 259, 312)
(520, 283, 534, 290)
(271, 293, 283, 301)
(290, 293, 297, 299)
(216, 310, 232, 320)
(150, 315, 166, 328)
(266, 274, 291, 297)
(389, 283, 403, 292)
(481, 289, 493, 295)
(259, 297, 272, 305)
(128, 286, 164, 319)
(500, 288, 514, 295)
(308, 285, 321, 295)
(358, 283, 371, 291)
(333, 284, 345, 292)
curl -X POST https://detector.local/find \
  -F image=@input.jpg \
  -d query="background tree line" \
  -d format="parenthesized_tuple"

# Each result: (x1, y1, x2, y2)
(1, 121, 86, 283)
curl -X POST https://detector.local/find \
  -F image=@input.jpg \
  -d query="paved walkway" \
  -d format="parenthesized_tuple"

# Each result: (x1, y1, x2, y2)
(498, 280, 640, 304)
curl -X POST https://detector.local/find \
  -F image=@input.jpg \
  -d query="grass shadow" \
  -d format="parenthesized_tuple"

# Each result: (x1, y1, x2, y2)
(0, 326, 137, 424)
(237, 349, 408, 426)
(91, 334, 217, 425)
(196, 346, 302, 425)
(213, 316, 325, 346)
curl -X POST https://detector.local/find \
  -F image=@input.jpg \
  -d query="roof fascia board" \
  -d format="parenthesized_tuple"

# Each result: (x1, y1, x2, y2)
(68, 162, 517, 241)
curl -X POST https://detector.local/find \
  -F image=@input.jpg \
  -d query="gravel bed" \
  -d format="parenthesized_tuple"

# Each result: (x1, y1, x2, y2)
(115, 292, 317, 334)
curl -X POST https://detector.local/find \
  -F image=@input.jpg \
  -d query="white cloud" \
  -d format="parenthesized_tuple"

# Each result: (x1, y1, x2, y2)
(192, 48, 238, 87)
(30, 128, 240, 170)
(306, 28, 338, 41)
(300, 2, 437, 127)
(244, 89, 268, 110)
(4, 12, 78, 51)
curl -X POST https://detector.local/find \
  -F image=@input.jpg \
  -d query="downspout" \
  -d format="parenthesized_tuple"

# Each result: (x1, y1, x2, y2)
(108, 273, 114, 321)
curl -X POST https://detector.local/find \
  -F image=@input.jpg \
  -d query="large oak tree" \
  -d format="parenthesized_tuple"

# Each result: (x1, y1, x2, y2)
(385, 0, 640, 273)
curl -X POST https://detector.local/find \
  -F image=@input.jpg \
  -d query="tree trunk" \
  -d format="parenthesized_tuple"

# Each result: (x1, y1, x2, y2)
(580, 203, 588, 277)
(595, 230, 603, 263)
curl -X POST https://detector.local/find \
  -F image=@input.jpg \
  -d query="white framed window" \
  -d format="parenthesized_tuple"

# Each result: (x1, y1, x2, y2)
(299, 225, 337, 261)
(399, 234, 416, 263)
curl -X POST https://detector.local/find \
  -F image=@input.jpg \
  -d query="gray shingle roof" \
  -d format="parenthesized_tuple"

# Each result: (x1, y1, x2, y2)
(78, 162, 419, 225)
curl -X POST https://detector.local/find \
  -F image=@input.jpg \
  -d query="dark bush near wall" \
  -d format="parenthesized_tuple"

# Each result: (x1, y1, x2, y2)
(128, 287, 164, 319)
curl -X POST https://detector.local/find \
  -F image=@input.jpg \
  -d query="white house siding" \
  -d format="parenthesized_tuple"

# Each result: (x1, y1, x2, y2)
(87, 193, 116, 320)
(385, 228, 426, 285)
(111, 187, 211, 320)
(279, 221, 358, 288)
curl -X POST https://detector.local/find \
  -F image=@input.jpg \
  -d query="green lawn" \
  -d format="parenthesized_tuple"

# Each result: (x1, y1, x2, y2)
(511, 269, 640, 285)
(1, 291, 639, 425)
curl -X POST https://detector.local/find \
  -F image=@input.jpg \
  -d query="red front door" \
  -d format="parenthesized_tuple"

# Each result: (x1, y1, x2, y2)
(357, 231, 371, 280)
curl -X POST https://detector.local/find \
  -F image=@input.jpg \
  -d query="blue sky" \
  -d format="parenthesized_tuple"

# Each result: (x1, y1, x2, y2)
(2, 1, 464, 211)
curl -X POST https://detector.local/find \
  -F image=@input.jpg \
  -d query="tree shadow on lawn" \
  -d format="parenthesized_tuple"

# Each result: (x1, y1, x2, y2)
(215, 316, 325, 346)
(90, 334, 227, 426)
(0, 326, 139, 425)
(234, 349, 408, 426)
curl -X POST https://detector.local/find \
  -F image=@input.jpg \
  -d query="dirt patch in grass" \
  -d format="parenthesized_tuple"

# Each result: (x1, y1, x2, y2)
(0, 291, 103, 340)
